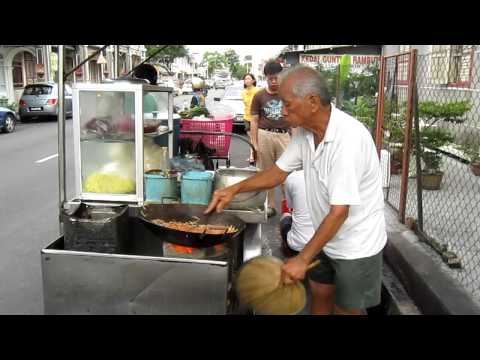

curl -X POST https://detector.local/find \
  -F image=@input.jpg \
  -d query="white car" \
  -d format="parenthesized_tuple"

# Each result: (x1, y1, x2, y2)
(213, 85, 245, 127)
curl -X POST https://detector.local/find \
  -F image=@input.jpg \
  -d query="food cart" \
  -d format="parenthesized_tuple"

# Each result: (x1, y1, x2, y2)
(40, 45, 267, 315)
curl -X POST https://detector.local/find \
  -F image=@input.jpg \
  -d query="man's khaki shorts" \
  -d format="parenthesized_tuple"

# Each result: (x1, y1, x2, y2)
(307, 249, 384, 310)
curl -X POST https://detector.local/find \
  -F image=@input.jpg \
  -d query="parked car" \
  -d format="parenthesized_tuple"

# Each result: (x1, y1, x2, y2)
(0, 107, 17, 133)
(19, 82, 72, 122)
(214, 78, 233, 89)
(213, 85, 245, 127)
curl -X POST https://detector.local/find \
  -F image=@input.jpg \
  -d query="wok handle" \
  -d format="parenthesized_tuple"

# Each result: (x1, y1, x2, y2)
(307, 259, 321, 270)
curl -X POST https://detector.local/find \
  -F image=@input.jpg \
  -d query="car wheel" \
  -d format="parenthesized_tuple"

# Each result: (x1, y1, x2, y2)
(3, 114, 16, 133)
(20, 115, 29, 123)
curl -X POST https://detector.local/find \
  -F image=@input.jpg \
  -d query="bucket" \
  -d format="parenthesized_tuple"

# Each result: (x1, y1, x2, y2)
(181, 171, 213, 205)
(144, 172, 179, 203)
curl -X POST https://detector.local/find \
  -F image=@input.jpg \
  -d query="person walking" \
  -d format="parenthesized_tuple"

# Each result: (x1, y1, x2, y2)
(241, 73, 260, 162)
(250, 60, 291, 217)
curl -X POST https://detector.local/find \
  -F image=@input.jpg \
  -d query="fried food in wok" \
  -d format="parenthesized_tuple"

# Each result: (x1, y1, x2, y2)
(152, 219, 238, 235)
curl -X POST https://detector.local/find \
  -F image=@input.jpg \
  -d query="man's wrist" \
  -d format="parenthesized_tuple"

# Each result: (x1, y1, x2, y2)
(298, 251, 314, 265)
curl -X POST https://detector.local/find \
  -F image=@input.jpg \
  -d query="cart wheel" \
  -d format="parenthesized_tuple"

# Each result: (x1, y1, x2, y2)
(226, 159, 231, 168)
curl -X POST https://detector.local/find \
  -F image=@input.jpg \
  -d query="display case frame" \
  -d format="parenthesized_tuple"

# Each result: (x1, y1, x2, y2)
(72, 82, 174, 204)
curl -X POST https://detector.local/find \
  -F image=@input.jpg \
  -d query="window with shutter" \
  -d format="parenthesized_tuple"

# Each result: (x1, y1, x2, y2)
(12, 52, 24, 88)
(428, 45, 474, 87)
(430, 45, 450, 85)
(397, 45, 411, 85)
(24, 52, 36, 85)
(448, 45, 474, 87)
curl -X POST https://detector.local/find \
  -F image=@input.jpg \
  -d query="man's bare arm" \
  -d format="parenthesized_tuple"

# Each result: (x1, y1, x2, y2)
(205, 165, 289, 214)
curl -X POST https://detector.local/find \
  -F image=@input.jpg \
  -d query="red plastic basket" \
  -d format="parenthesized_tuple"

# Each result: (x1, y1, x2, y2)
(179, 116, 234, 157)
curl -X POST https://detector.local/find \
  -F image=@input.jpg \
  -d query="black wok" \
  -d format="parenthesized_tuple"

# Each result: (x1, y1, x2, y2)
(138, 203, 246, 247)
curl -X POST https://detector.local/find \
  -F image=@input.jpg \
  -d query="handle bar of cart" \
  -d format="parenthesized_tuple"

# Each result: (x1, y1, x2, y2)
(179, 130, 257, 167)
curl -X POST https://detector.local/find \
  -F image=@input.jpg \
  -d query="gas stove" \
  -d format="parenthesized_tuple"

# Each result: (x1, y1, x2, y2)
(162, 241, 230, 260)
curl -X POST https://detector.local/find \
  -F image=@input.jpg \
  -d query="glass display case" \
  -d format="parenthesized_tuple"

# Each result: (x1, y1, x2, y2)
(72, 82, 174, 203)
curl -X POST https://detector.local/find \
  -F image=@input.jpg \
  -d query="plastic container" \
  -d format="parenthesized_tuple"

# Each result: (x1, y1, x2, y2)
(181, 171, 214, 205)
(62, 203, 129, 253)
(179, 116, 233, 156)
(144, 172, 179, 203)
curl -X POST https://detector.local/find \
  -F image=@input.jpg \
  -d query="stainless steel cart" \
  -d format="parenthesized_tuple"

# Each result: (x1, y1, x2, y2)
(41, 46, 266, 314)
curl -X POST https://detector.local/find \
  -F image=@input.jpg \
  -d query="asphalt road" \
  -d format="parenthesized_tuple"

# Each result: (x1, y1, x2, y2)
(0, 118, 75, 314)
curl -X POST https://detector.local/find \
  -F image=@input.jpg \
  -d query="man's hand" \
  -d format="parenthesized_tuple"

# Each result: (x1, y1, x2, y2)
(281, 256, 310, 285)
(204, 187, 237, 214)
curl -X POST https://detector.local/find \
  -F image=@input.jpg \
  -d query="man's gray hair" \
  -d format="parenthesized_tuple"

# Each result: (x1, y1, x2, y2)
(279, 65, 332, 105)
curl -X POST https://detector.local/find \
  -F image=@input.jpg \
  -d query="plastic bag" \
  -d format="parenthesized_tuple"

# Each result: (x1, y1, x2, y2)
(169, 156, 205, 172)
(207, 102, 235, 118)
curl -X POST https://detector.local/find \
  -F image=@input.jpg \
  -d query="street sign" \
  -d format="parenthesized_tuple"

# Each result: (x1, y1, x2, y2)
(300, 54, 380, 73)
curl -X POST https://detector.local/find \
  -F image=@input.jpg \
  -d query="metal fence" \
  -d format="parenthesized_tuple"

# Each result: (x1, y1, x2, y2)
(377, 48, 480, 299)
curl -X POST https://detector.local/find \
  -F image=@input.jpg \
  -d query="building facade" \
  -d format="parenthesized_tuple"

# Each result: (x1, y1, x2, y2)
(0, 45, 146, 103)
(382, 45, 480, 139)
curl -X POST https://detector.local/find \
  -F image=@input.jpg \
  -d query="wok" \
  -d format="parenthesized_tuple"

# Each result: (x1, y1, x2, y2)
(138, 203, 246, 247)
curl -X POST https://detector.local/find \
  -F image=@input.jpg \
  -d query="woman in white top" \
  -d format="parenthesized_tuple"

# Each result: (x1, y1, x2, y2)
(280, 170, 315, 257)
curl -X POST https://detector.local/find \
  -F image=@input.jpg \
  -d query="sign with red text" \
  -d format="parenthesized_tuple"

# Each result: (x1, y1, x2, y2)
(299, 54, 380, 73)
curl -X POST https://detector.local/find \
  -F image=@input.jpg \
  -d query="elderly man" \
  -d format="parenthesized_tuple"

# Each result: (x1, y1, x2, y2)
(205, 65, 387, 315)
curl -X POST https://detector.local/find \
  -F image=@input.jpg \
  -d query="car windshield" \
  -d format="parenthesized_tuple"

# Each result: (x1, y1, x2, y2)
(23, 85, 53, 96)
(224, 87, 243, 99)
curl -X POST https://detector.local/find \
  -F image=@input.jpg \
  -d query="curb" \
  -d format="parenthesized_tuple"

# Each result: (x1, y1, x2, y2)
(385, 230, 480, 315)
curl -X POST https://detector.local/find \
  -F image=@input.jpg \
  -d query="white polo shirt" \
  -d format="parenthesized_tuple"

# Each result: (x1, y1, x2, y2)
(276, 105, 387, 259)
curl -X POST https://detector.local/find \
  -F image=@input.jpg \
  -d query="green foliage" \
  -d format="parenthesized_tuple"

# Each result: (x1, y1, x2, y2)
(339, 55, 351, 87)
(415, 100, 469, 172)
(179, 106, 210, 119)
(419, 101, 472, 123)
(144, 45, 189, 73)
(316, 62, 380, 110)
(459, 138, 480, 163)
(354, 96, 377, 130)
(223, 49, 240, 73)
(418, 127, 454, 173)
(420, 126, 455, 150)
(315, 64, 339, 100)
(145, 45, 188, 60)
(231, 63, 248, 80)
(0, 97, 18, 112)
(202, 51, 227, 78)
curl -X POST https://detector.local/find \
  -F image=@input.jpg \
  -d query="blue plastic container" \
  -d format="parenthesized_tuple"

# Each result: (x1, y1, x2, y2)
(181, 171, 213, 205)
(144, 173, 179, 203)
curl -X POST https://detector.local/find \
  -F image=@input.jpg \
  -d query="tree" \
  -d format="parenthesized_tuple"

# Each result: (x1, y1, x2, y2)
(202, 51, 227, 77)
(223, 49, 240, 74)
(144, 45, 189, 72)
(231, 63, 248, 80)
